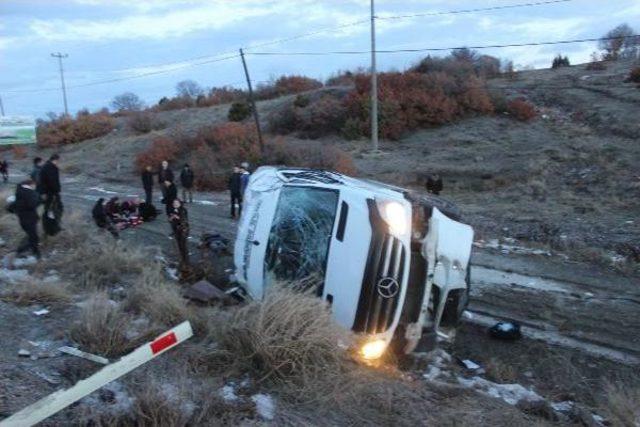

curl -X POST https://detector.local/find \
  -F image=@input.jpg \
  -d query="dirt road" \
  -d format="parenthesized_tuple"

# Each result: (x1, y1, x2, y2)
(54, 174, 640, 370)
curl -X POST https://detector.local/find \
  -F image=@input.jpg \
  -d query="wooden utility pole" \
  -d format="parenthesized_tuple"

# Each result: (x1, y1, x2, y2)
(239, 48, 265, 154)
(370, 0, 379, 152)
(51, 52, 69, 116)
(0, 95, 4, 116)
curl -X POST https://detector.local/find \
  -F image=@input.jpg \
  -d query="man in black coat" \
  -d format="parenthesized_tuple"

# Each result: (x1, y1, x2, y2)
(426, 174, 443, 196)
(228, 165, 243, 219)
(158, 160, 174, 202)
(30, 157, 43, 193)
(163, 180, 178, 215)
(141, 165, 154, 204)
(180, 163, 195, 203)
(40, 154, 63, 222)
(14, 179, 41, 258)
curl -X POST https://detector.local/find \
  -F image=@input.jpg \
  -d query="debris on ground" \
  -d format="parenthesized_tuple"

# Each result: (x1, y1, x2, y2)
(184, 280, 231, 304)
(489, 321, 522, 341)
(59, 346, 109, 365)
(219, 385, 239, 403)
(458, 376, 543, 405)
(33, 308, 50, 316)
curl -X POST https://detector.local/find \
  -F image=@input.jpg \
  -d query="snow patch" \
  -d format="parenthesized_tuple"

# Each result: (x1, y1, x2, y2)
(251, 394, 275, 420)
(458, 376, 543, 405)
(220, 385, 238, 402)
(89, 186, 118, 194)
(472, 266, 570, 294)
(423, 349, 452, 381)
(0, 268, 30, 284)
(12, 256, 38, 268)
(474, 239, 551, 257)
(195, 200, 218, 206)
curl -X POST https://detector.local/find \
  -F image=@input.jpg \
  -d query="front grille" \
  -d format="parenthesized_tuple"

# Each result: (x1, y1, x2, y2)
(353, 233, 406, 334)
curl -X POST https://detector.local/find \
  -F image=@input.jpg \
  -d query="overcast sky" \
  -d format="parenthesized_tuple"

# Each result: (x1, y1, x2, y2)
(1, 0, 638, 118)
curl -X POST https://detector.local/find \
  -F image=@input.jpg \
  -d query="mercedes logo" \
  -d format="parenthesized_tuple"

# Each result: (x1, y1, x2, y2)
(376, 277, 400, 299)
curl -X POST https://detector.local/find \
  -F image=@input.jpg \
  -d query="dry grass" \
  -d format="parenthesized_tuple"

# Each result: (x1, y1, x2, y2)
(69, 292, 152, 358)
(213, 286, 351, 388)
(485, 357, 519, 384)
(0, 279, 71, 305)
(603, 382, 640, 427)
(124, 267, 193, 327)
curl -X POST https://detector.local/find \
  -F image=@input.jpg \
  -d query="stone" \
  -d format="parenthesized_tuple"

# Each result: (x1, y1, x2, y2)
(184, 280, 231, 303)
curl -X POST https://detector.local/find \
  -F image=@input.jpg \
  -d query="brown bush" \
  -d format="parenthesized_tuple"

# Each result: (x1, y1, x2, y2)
(37, 110, 115, 147)
(256, 75, 323, 100)
(506, 98, 537, 121)
(11, 145, 27, 159)
(627, 67, 640, 83)
(128, 111, 164, 134)
(134, 137, 179, 172)
(269, 95, 347, 138)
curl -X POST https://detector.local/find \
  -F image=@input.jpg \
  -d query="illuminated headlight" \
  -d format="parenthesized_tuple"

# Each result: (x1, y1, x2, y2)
(377, 200, 408, 235)
(360, 339, 387, 360)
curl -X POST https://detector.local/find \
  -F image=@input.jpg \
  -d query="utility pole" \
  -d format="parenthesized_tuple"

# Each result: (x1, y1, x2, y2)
(239, 48, 265, 154)
(51, 52, 69, 116)
(0, 95, 4, 116)
(370, 0, 379, 152)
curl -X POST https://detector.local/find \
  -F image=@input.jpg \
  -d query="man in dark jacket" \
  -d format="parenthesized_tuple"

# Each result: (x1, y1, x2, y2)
(426, 174, 443, 196)
(14, 179, 41, 258)
(228, 166, 243, 219)
(158, 160, 174, 203)
(40, 154, 63, 222)
(163, 180, 177, 215)
(141, 165, 154, 204)
(180, 164, 195, 203)
(92, 198, 119, 238)
(0, 159, 9, 183)
(30, 157, 43, 193)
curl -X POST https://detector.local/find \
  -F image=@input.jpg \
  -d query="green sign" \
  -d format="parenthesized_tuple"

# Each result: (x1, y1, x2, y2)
(0, 116, 36, 145)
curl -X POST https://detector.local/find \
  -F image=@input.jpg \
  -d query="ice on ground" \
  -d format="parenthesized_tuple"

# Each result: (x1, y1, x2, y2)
(252, 394, 275, 421)
(195, 200, 218, 206)
(472, 266, 570, 294)
(461, 359, 481, 370)
(474, 239, 551, 257)
(165, 267, 179, 281)
(220, 385, 239, 402)
(13, 256, 38, 268)
(0, 268, 30, 284)
(551, 401, 574, 412)
(89, 186, 118, 194)
(458, 376, 543, 406)
(423, 349, 452, 381)
(81, 195, 101, 202)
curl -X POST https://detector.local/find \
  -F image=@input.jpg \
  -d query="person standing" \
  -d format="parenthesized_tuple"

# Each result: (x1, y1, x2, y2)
(168, 198, 190, 267)
(30, 157, 43, 193)
(40, 154, 63, 224)
(180, 163, 195, 203)
(14, 179, 41, 259)
(228, 166, 243, 219)
(0, 159, 8, 183)
(158, 160, 174, 203)
(141, 165, 154, 204)
(240, 165, 250, 196)
(426, 174, 443, 196)
(163, 180, 178, 215)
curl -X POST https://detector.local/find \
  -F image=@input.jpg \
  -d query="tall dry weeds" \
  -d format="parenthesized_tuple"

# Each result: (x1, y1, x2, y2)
(0, 279, 71, 305)
(70, 292, 150, 358)
(214, 286, 351, 389)
(603, 382, 640, 427)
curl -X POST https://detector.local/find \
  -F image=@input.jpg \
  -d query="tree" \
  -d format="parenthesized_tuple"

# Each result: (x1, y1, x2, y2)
(599, 23, 639, 60)
(176, 80, 204, 98)
(111, 92, 144, 112)
(551, 54, 570, 69)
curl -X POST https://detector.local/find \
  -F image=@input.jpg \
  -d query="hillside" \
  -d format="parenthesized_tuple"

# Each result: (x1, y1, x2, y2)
(22, 59, 640, 271)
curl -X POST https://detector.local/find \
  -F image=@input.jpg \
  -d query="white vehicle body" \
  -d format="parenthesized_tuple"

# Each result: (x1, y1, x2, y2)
(234, 167, 473, 358)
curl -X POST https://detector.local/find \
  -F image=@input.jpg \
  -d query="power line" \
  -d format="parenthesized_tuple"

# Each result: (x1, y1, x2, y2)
(247, 34, 640, 56)
(377, 0, 572, 21)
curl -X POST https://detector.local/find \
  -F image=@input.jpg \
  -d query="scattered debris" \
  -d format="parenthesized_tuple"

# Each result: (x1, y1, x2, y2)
(251, 394, 275, 421)
(33, 308, 50, 316)
(516, 399, 558, 421)
(28, 368, 62, 385)
(422, 349, 453, 382)
(59, 346, 109, 365)
(184, 280, 231, 304)
(489, 321, 522, 341)
(18, 349, 31, 357)
(165, 267, 179, 281)
(473, 239, 551, 256)
(460, 359, 482, 371)
(458, 376, 542, 406)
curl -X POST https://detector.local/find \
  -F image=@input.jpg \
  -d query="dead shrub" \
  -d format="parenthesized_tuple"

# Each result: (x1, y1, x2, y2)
(214, 286, 351, 387)
(627, 67, 640, 83)
(256, 75, 323, 100)
(70, 292, 141, 357)
(124, 267, 192, 327)
(134, 137, 179, 172)
(227, 101, 252, 122)
(0, 280, 71, 305)
(485, 358, 518, 383)
(603, 382, 640, 427)
(506, 98, 537, 121)
(37, 110, 115, 147)
(128, 112, 164, 134)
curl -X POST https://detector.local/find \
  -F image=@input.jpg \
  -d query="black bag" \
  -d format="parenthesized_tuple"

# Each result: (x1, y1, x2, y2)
(139, 202, 158, 222)
(489, 321, 522, 341)
(42, 211, 61, 236)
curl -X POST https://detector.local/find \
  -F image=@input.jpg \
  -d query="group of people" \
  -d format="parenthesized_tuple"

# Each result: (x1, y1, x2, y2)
(11, 155, 63, 259)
